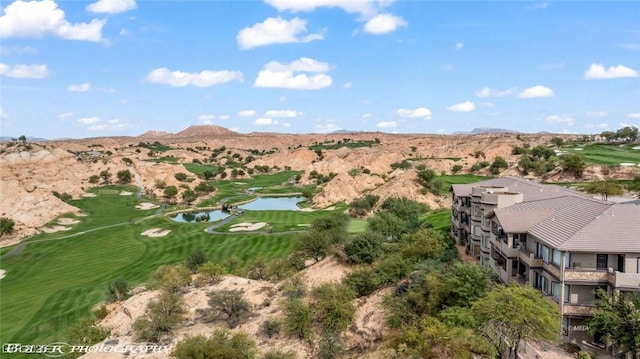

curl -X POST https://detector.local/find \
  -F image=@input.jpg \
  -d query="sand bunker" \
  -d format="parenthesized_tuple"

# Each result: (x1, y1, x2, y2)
(136, 202, 160, 210)
(58, 218, 80, 225)
(0, 270, 5, 280)
(141, 228, 171, 237)
(40, 225, 72, 233)
(229, 222, 268, 232)
(620, 163, 636, 166)
(633, 146, 640, 150)
(119, 191, 133, 196)
(82, 193, 97, 198)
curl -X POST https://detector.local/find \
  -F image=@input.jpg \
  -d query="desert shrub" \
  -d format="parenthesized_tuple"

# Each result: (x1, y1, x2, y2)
(205, 289, 252, 328)
(185, 249, 208, 273)
(174, 172, 188, 181)
(344, 231, 385, 264)
(105, 277, 130, 303)
(282, 274, 307, 298)
(133, 291, 185, 343)
(312, 283, 356, 333)
(317, 332, 346, 359)
(172, 330, 256, 359)
(451, 164, 463, 174)
(65, 317, 109, 355)
(260, 319, 282, 338)
(343, 266, 381, 297)
(148, 264, 191, 293)
(262, 349, 296, 359)
(282, 298, 313, 340)
(93, 305, 109, 320)
(197, 262, 226, 284)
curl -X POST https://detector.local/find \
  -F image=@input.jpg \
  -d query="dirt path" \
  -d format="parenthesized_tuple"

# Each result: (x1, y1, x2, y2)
(128, 165, 144, 199)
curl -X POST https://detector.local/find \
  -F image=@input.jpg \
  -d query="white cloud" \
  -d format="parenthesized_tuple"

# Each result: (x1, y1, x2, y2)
(518, 85, 554, 98)
(475, 87, 516, 98)
(362, 113, 371, 119)
(343, 81, 352, 89)
(314, 123, 341, 133)
(237, 17, 324, 49)
(254, 57, 332, 90)
(0, 107, 7, 119)
(264, 57, 330, 73)
(447, 101, 475, 112)
(87, 118, 131, 131)
(455, 42, 464, 51)
(584, 63, 638, 79)
(77, 116, 101, 125)
(397, 107, 432, 119)
(219, 115, 230, 120)
(254, 117, 277, 126)
(364, 13, 407, 34)
(616, 43, 640, 51)
(58, 112, 73, 119)
(68, 82, 90, 92)
(238, 110, 256, 117)
(439, 64, 454, 71)
(376, 121, 397, 128)
(264, 110, 301, 118)
(585, 111, 608, 118)
(546, 114, 575, 126)
(540, 62, 565, 70)
(598, 123, 609, 129)
(627, 113, 640, 119)
(0, 0, 105, 42)
(87, 0, 136, 14)
(0, 63, 48, 79)
(97, 87, 116, 93)
(0, 45, 37, 56)
(146, 68, 243, 87)
(197, 115, 216, 124)
(264, 0, 385, 17)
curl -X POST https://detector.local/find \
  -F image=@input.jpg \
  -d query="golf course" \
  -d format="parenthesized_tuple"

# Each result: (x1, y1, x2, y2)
(0, 172, 340, 347)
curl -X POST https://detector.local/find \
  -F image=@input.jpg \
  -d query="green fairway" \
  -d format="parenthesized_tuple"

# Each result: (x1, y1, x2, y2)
(0, 179, 307, 347)
(423, 210, 452, 232)
(347, 218, 368, 234)
(565, 143, 640, 165)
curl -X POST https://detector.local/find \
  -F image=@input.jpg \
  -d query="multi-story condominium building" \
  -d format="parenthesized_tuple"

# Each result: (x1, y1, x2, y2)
(451, 177, 640, 345)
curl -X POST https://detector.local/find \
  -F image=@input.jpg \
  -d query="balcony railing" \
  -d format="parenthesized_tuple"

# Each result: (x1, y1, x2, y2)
(564, 268, 610, 283)
(518, 246, 543, 268)
(611, 271, 640, 290)
(563, 304, 596, 316)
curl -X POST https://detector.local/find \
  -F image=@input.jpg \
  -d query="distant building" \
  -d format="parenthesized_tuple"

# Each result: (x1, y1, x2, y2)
(451, 177, 640, 345)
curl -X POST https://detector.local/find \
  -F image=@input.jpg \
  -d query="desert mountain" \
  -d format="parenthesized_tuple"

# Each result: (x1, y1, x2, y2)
(174, 125, 239, 138)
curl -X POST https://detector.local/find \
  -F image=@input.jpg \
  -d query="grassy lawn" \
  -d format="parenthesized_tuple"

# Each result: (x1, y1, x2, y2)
(423, 210, 452, 233)
(309, 140, 377, 151)
(565, 143, 640, 165)
(0, 179, 307, 346)
(182, 163, 222, 177)
(347, 218, 368, 234)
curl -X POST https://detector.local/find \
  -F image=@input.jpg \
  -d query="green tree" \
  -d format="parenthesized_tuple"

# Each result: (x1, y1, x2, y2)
(587, 290, 640, 359)
(99, 170, 112, 184)
(550, 137, 565, 147)
(64, 317, 109, 356)
(562, 154, 586, 178)
(88, 175, 100, 184)
(472, 284, 559, 359)
(181, 189, 197, 204)
(312, 283, 356, 333)
(616, 125, 639, 143)
(282, 298, 313, 340)
(531, 145, 555, 160)
(172, 330, 256, 359)
(185, 249, 208, 273)
(585, 180, 624, 201)
(116, 169, 132, 184)
(149, 264, 192, 293)
(105, 277, 130, 303)
(295, 230, 332, 262)
(18, 135, 26, 143)
(174, 172, 188, 181)
(197, 262, 226, 284)
(490, 156, 509, 175)
(344, 231, 385, 264)
(164, 185, 178, 200)
(451, 164, 463, 174)
(0, 217, 15, 237)
(206, 289, 252, 328)
(133, 291, 186, 343)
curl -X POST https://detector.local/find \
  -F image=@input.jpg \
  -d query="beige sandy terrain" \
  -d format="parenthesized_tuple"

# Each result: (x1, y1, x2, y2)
(57, 218, 80, 225)
(119, 191, 134, 196)
(140, 228, 171, 237)
(40, 225, 72, 233)
(0, 270, 6, 280)
(228, 222, 268, 232)
(82, 193, 97, 198)
(135, 202, 159, 210)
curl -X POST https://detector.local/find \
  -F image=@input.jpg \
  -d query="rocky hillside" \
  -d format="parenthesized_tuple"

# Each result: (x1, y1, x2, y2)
(1, 127, 637, 245)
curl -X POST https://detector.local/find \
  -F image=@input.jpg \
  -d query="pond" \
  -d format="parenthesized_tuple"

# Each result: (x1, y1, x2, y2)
(170, 196, 304, 222)
(240, 196, 304, 211)
(171, 210, 228, 223)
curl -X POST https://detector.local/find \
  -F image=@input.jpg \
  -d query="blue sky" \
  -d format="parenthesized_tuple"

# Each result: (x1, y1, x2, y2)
(0, 0, 639, 139)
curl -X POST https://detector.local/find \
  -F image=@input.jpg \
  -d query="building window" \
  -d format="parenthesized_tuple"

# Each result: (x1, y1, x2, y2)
(565, 253, 571, 269)
(564, 284, 570, 303)
(537, 243, 550, 263)
(596, 254, 608, 269)
(551, 282, 560, 300)
(552, 250, 562, 267)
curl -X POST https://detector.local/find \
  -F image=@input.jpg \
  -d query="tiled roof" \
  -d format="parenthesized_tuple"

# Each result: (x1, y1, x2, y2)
(559, 203, 640, 252)
(451, 176, 589, 201)
(494, 197, 640, 253)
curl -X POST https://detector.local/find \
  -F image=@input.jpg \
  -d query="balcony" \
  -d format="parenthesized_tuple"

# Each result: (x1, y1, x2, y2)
(563, 304, 596, 316)
(542, 261, 561, 279)
(611, 271, 640, 290)
(518, 247, 543, 268)
(564, 268, 610, 283)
